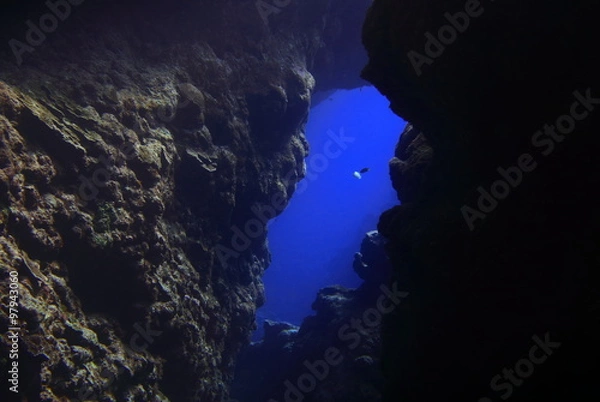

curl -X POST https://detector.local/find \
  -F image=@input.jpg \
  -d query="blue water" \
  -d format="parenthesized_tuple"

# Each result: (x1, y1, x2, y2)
(254, 86, 406, 340)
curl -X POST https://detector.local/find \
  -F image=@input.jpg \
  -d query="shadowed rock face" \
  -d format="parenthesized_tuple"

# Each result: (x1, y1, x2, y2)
(362, 0, 600, 401)
(0, 1, 370, 401)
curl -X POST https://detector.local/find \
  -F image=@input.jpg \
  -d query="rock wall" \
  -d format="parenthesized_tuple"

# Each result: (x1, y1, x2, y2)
(0, 0, 370, 401)
(362, 0, 600, 401)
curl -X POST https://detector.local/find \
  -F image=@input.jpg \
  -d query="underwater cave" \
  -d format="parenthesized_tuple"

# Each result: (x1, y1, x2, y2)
(1, 0, 600, 402)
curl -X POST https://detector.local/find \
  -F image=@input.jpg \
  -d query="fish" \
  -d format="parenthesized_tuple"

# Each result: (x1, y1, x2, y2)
(353, 168, 369, 179)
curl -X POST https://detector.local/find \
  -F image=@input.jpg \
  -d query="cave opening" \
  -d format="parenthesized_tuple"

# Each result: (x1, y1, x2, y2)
(253, 85, 406, 341)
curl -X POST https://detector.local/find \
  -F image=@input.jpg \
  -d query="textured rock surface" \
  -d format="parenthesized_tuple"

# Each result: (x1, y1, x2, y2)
(0, 0, 370, 401)
(388, 124, 432, 204)
(231, 231, 392, 402)
(362, 0, 600, 401)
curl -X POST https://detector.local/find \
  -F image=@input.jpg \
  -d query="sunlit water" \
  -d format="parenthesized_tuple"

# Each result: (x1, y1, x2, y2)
(253, 86, 406, 341)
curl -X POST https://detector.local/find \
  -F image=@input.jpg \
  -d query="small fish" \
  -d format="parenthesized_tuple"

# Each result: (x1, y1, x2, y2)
(353, 168, 369, 179)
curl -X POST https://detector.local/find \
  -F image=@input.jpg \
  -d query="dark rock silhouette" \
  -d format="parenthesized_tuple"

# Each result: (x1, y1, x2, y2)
(362, 0, 600, 401)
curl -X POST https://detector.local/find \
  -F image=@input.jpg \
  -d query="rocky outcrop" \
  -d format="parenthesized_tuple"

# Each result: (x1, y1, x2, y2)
(388, 124, 433, 204)
(231, 230, 393, 402)
(362, 0, 600, 401)
(0, 0, 370, 401)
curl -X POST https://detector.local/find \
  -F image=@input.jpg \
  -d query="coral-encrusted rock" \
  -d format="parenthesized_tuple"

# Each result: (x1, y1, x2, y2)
(353, 230, 392, 286)
(0, 1, 370, 401)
